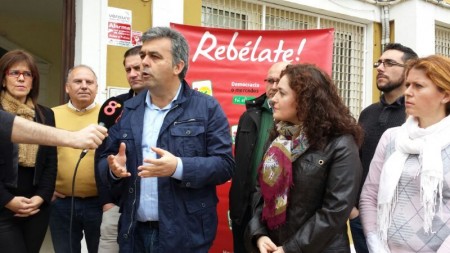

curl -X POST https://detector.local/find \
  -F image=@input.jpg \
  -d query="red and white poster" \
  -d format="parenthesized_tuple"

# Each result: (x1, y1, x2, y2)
(108, 7, 132, 47)
(171, 23, 334, 253)
(131, 30, 143, 46)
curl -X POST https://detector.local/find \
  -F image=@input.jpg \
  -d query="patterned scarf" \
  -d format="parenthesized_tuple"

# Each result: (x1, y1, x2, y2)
(1, 91, 38, 167)
(259, 121, 309, 229)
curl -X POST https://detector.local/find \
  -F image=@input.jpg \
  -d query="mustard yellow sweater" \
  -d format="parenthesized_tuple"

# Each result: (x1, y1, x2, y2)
(52, 104, 100, 197)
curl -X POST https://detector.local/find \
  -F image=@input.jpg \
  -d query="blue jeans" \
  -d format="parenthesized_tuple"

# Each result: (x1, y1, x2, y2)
(133, 222, 159, 253)
(49, 197, 102, 253)
(350, 215, 369, 253)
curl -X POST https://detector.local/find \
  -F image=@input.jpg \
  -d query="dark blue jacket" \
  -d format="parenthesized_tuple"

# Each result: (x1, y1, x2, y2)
(98, 81, 234, 253)
(95, 89, 135, 206)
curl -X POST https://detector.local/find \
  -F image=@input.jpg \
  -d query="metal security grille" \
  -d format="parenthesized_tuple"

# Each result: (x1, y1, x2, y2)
(264, 7, 317, 30)
(201, 1, 262, 29)
(321, 19, 365, 117)
(201, 0, 365, 118)
(436, 25, 450, 58)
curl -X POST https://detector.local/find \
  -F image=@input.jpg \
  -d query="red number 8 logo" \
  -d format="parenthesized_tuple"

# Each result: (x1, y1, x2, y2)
(104, 101, 118, 116)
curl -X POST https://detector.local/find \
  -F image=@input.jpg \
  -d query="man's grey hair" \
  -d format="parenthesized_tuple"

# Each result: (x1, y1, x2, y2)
(66, 64, 97, 84)
(141, 27, 189, 80)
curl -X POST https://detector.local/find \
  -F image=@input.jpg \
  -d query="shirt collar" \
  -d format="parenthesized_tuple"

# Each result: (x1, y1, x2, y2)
(67, 100, 97, 112)
(263, 98, 272, 111)
(380, 94, 404, 107)
(145, 83, 182, 110)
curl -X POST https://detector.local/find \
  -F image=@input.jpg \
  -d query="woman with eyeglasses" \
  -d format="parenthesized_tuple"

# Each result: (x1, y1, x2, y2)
(0, 50, 56, 253)
(245, 64, 363, 253)
(360, 55, 450, 253)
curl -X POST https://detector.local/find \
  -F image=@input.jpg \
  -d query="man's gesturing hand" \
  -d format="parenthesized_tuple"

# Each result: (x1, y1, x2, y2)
(138, 147, 178, 178)
(107, 142, 131, 178)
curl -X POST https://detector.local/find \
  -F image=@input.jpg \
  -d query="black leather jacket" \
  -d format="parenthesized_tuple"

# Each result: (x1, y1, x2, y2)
(229, 93, 268, 225)
(246, 134, 362, 253)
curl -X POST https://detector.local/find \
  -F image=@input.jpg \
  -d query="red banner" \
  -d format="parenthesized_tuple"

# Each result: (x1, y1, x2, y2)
(171, 23, 334, 253)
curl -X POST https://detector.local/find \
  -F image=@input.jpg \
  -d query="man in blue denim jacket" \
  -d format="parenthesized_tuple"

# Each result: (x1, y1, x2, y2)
(97, 27, 234, 253)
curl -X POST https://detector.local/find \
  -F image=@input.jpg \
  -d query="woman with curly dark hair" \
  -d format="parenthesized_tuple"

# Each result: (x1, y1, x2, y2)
(246, 63, 363, 253)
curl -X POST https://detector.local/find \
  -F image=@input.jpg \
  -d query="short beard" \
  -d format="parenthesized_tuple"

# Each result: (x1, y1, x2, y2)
(377, 78, 404, 93)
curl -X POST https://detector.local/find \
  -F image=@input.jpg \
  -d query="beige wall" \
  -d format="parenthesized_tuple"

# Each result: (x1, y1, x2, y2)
(106, 0, 152, 89)
(106, 0, 202, 89)
(372, 22, 382, 102)
(184, 0, 202, 26)
(371, 21, 396, 103)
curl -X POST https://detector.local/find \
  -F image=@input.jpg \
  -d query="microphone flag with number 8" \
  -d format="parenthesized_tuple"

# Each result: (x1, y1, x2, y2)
(98, 97, 124, 129)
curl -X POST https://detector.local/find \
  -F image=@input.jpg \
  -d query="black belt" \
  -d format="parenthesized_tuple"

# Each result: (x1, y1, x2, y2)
(138, 221, 159, 229)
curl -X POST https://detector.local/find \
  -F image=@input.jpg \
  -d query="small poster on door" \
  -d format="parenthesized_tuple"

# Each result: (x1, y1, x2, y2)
(108, 7, 132, 47)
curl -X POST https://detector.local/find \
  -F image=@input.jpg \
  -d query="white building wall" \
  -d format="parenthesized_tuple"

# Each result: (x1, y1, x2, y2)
(435, 2, 450, 25)
(391, 0, 436, 57)
(74, 0, 108, 102)
(152, 0, 184, 27)
(277, 0, 381, 23)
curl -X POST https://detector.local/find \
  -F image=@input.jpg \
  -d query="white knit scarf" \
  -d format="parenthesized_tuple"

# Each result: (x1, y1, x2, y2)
(377, 115, 450, 249)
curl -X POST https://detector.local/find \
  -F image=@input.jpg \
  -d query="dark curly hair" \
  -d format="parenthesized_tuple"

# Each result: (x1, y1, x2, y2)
(268, 63, 363, 150)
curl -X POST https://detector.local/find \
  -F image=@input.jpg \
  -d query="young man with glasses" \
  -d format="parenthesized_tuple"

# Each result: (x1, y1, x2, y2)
(350, 43, 418, 253)
(229, 62, 288, 253)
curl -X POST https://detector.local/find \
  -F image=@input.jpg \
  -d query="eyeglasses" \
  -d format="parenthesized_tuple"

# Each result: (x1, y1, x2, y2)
(264, 78, 280, 85)
(373, 59, 405, 68)
(5, 70, 33, 79)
